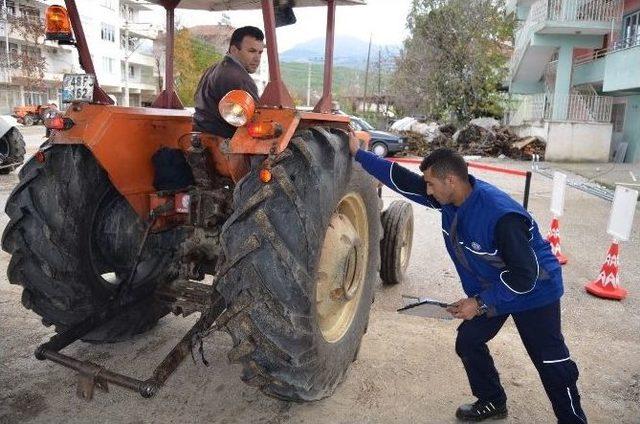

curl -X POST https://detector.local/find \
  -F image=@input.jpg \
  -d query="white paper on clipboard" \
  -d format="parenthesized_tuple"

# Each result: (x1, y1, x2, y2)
(607, 186, 639, 241)
(550, 172, 567, 217)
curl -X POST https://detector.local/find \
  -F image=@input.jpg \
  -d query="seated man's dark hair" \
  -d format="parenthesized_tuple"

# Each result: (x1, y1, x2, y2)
(419, 148, 468, 181)
(229, 26, 265, 50)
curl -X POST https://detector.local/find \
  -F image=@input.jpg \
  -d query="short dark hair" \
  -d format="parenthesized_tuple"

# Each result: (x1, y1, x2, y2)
(419, 148, 468, 180)
(229, 26, 264, 50)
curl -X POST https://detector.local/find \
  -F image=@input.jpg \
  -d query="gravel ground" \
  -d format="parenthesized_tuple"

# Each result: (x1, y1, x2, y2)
(0, 131, 638, 423)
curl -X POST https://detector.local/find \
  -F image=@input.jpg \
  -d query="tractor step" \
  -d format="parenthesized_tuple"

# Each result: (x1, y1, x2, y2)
(34, 288, 226, 401)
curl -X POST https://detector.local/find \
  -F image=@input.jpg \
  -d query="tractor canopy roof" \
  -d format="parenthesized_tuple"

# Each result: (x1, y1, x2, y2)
(146, 0, 365, 10)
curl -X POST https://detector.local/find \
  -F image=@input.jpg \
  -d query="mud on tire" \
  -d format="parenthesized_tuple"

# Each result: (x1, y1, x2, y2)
(217, 127, 381, 401)
(1, 145, 180, 342)
(0, 127, 26, 175)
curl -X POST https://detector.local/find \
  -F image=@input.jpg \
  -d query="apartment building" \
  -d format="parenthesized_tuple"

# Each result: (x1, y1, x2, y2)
(0, 0, 161, 114)
(506, 0, 640, 163)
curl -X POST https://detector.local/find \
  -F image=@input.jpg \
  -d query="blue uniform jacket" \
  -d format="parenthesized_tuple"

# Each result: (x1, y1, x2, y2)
(355, 150, 563, 316)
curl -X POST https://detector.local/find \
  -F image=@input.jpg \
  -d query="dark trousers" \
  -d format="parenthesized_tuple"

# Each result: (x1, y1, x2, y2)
(455, 300, 587, 424)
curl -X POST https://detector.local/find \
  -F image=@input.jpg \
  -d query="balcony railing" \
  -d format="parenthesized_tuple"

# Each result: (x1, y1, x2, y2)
(508, 92, 612, 125)
(547, 0, 622, 22)
(510, 0, 622, 76)
(574, 34, 640, 66)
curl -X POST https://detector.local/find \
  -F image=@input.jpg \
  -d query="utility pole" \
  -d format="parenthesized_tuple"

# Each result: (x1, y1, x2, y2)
(362, 34, 371, 114)
(306, 62, 311, 107)
(377, 48, 381, 113)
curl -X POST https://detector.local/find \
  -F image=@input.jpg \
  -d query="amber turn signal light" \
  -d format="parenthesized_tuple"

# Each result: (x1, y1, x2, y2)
(44, 115, 74, 130)
(219, 90, 255, 127)
(45, 6, 73, 43)
(247, 121, 283, 139)
(259, 169, 272, 183)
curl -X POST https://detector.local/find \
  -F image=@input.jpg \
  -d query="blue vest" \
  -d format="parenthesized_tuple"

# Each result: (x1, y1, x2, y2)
(442, 176, 563, 316)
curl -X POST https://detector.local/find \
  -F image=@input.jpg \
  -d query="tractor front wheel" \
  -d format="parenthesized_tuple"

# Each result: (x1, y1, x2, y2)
(380, 200, 414, 285)
(217, 128, 381, 401)
(0, 127, 26, 174)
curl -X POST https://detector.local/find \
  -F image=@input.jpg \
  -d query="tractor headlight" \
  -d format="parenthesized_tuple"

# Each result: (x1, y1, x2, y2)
(219, 90, 256, 127)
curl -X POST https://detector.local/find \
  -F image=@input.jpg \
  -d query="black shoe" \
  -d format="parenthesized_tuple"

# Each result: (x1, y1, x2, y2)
(455, 399, 508, 421)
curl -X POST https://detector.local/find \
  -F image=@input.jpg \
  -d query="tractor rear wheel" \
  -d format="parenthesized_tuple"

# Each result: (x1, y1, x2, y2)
(2, 145, 181, 342)
(380, 200, 413, 285)
(217, 127, 381, 401)
(0, 127, 26, 174)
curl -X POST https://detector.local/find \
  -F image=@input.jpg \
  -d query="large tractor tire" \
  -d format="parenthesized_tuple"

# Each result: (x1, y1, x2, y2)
(380, 200, 413, 285)
(0, 127, 26, 174)
(217, 127, 381, 401)
(1, 145, 181, 342)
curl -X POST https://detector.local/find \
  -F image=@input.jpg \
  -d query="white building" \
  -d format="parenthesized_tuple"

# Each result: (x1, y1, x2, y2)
(0, 0, 161, 114)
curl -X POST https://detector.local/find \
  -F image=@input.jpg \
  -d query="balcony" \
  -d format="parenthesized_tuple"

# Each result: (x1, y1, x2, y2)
(571, 35, 640, 92)
(510, 0, 622, 83)
(508, 92, 612, 125)
(507, 92, 614, 162)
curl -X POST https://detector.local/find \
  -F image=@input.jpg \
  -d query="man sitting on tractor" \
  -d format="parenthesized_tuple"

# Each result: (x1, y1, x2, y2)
(193, 26, 264, 138)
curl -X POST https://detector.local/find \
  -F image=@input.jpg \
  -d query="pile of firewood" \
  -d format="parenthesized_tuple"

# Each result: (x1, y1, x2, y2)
(399, 123, 546, 160)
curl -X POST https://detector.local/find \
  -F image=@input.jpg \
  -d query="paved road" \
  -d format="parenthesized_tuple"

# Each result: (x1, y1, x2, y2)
(0, 141, 638, 423)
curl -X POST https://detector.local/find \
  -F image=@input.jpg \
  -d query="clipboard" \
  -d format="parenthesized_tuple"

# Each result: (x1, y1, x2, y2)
(397, 295, 454, 320)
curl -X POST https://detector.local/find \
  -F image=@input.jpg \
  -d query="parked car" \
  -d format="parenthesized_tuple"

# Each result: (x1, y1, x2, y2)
(350, 116, 407, 157)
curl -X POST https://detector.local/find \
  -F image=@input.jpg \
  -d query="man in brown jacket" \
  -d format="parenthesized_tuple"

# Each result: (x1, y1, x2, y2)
(193, 26, 264, 138)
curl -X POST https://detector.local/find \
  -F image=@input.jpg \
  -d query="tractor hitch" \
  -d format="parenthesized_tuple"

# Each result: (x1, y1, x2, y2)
(34, 287, 226, 401)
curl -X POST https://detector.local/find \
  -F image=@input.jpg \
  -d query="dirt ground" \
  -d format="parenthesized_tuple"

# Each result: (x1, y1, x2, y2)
(0, 132, 638, 423)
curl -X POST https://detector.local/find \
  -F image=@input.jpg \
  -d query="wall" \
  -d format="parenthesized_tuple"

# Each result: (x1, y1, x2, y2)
(545, 121, 613, 161)
(622, 95, 640, 162)
(603, 47, 640, 92)
(572, 57, 605, 85)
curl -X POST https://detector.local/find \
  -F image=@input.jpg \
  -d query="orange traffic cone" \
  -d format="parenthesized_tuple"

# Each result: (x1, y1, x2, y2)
(585, 241, 628, 300)
(547, 217, 568, 265)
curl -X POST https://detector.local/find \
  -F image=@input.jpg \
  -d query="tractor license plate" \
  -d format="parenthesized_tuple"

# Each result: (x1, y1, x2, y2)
(62, 74, 95, 103)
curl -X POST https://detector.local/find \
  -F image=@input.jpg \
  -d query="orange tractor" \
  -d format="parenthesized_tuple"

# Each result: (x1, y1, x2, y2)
(2, 0, 413, 401)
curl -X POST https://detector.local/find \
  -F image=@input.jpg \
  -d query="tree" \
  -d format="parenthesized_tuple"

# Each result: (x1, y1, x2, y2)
(173, 27, 222, 106)
(391, 0, 514, 123)
(1, 1, 48, 94)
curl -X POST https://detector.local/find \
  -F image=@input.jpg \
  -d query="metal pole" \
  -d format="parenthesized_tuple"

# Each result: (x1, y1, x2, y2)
(124, 25, 129, 106)
(165, 6, 174, 104)
(363, 34, 371, 113)
(261, 0, 281, 84)
(523, 171, 532, 210)
(315, 0, 335, 112)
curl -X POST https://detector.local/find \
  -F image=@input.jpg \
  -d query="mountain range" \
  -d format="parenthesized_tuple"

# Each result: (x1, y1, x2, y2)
(281, 35, 400, 69)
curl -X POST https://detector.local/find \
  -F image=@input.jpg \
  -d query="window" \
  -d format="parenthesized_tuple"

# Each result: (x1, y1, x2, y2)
(611, 103, 626, 133)
(20, 6, 39, 21)
(22, 46, 41, 60)
(129, 65, 135, 78)
(102, 57, 115, 74)
(5, 1, 16, 16)
(101, 23, 115, 43)
(101, 0, 115, 10)
(24, 91, 46, 105)
(622, 10, 640, 48)
(120, 4, 135, 22)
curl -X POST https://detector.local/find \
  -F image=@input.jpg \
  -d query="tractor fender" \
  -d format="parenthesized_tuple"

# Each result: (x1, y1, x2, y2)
(0, 115, 19, 139)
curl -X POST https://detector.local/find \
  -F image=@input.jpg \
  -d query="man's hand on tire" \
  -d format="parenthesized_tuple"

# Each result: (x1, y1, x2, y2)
(348, 130, 361, 156)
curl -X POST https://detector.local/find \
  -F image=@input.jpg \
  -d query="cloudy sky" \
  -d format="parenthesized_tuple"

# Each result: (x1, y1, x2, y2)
(145, 0, 413, 51)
